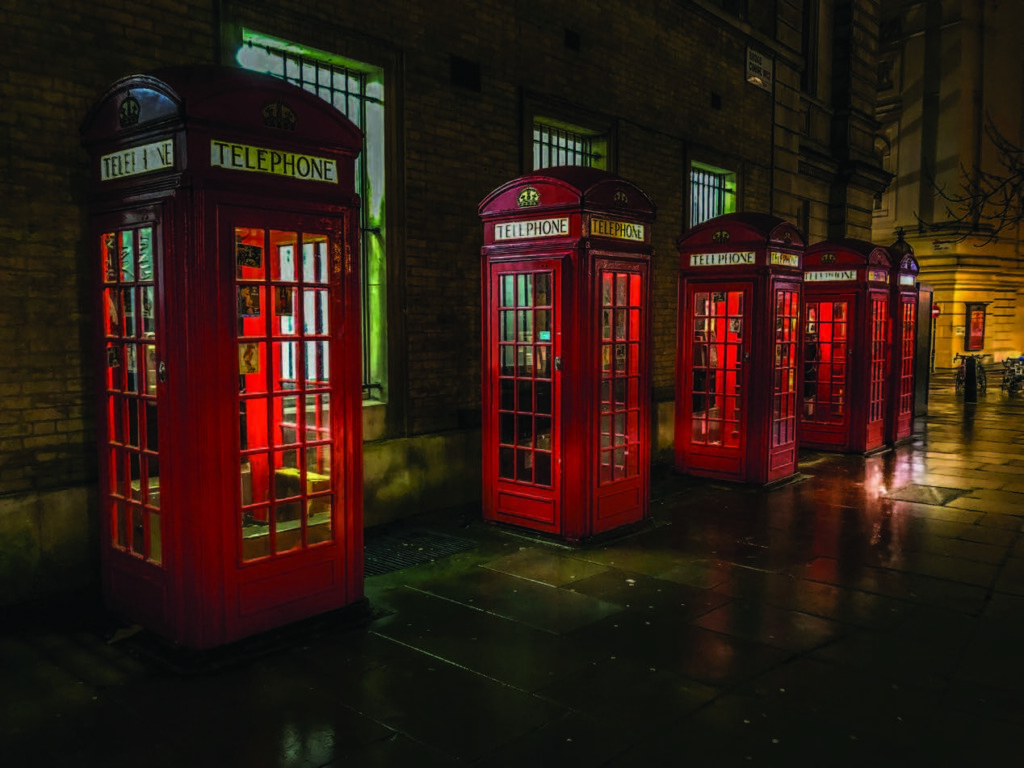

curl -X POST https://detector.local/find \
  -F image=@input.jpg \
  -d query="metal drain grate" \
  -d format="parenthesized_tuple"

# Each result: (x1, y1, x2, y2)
(364, 528, 477, 577)
(883, 483, 967, 505)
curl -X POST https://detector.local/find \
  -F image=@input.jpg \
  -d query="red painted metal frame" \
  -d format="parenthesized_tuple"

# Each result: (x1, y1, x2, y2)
(675, 213, 805, 485)
(801, 239, 892, 454)
(81, 66, 365, 649)
(479, 168, 655, 542)
(886, 236, 920, 445)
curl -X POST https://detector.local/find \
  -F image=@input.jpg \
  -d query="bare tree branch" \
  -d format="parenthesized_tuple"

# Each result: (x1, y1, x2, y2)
(915, 114, 1024, 245)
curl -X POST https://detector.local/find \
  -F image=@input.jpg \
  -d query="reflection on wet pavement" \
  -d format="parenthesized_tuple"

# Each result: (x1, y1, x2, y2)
(3, 382, 1024, 765)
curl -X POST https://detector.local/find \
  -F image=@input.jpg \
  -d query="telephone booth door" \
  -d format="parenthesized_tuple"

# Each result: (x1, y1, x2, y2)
(480, 168, 655, 542)
(682, 284, 751, 476)
(801, 240, 891, 454)
(675, 213, 805, 486)
(82, 66, 365, 649)
(488, 261, 562, 531)
(886, 234, 920, 445)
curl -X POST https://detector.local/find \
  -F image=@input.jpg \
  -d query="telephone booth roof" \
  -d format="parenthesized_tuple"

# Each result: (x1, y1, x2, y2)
(805, 238, 891, 270)
(80, 65, 363, 188)
(676, 212, 804, 273)
(887, 234, 920, 279)
(478, 166, 656, 220)
(676, 212, 804, 252)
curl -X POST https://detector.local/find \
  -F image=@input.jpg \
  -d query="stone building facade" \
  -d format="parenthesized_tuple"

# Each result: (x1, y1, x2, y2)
(874, 0, 1024, 367)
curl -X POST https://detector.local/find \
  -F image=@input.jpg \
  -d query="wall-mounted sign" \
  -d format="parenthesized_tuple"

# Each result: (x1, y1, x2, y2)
(210, 140, 337, 183)
(591, 218, 644, 241)
(806, 270, 857, 282)
(100, 139, 174, 180)
(868, 269, 889, 283)
(494, 217, 569, 240)
(769, 251, 800, 268)
(689, 251, 755, 267)
(746, 48, 773, 92)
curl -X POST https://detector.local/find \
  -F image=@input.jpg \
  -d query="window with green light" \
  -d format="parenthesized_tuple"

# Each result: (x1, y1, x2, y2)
(237, 30, 388, 403)
(690, 162, 737, 226)
(533, 118, 608, 170)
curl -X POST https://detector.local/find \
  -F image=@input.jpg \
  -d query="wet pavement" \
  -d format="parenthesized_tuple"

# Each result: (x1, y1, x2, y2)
(3, 379, 1024, 766)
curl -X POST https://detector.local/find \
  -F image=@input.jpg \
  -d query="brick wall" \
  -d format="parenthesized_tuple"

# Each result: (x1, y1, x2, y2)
(0, 1, 215, 496)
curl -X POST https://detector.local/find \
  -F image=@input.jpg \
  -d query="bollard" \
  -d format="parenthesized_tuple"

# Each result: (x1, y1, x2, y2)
(965, 355, 978, 403)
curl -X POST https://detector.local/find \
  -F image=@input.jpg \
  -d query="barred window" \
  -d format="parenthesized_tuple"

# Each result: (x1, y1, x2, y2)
(238, 31, 388, 403)
(533, 121, 607, 170)
(690, 163, 737, 226)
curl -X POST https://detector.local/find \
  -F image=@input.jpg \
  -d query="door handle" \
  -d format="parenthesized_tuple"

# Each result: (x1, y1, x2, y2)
(157, 361, 168, 383)
(554, 356, 562, 371)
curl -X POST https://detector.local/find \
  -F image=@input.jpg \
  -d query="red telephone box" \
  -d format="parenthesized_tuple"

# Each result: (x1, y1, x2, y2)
(478, 168, 655, 542)
(886, 233, 920, 444)
(800, 239, 892, 454)
(80, 66, 365, 649)
(674, 213, 804, 485)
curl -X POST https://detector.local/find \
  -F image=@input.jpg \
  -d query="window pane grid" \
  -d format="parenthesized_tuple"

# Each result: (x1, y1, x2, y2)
(496, 272, 554, 487)
(690, 290, 744, 447)
(102, 227, 161, 565)
(869, 298, 889, 424)
(899, 301, 916, 414)
(533, 124, 602, 169)
(691, 168, 730, 225)
(599, 271, 642, 485)
(237, 228, 335, 562)
(802, 301, 848, 425)
(772, 289, 799, 447)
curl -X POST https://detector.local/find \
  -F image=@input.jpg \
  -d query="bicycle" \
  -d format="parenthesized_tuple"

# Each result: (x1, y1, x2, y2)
(954, 353, 987, 394)
(1001, 356, 1024, 394)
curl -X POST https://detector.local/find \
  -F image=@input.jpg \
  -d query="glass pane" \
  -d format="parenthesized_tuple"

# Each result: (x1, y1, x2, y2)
(147, 511, 162, 564)
(236, 228, 266, 280)
(307, 497, 332, 545)
(534, 453, 551, 487)
(242, 508, 272, 561)
(123, 289, 137, 338)
(131, 506, 145, 554)
(143, 345, 157, 395)
(141, 285, 155, 335)
(303, 236, 329, 284)
(239, 341, 266, 389)
(138, 228, 153, 282)
(238, 286, 262, 321)
(535, 381, 552, 414)
(305, 340, 329, 384)
(120, 231, 135, 282)
(114, 500, 128, 547)
(499, 379, 515, 411)
(103, 233, 118, 284)
(498, 447, 515, 479)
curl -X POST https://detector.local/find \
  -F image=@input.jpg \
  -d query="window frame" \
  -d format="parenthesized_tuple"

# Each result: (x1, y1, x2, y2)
(964, 302, 986, 352)
(522, 92, 617, 173)
(688, 159, 738, 227)
(235, 29, 390, 406)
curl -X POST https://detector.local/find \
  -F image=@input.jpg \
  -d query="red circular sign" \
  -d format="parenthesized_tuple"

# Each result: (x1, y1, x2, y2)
(932, 303, 941, 318)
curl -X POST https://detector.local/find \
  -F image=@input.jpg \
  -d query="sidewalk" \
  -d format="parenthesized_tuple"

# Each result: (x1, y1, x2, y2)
(3, 380, 1023, 766)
